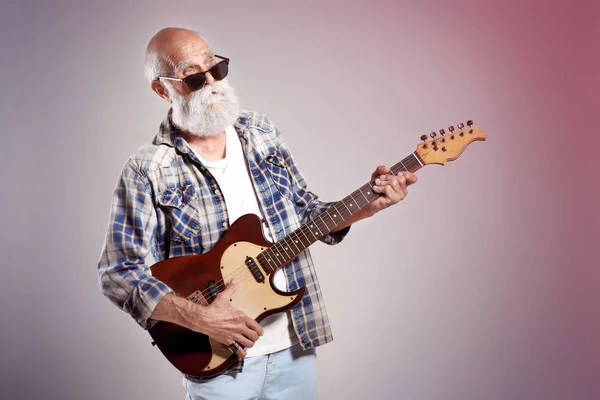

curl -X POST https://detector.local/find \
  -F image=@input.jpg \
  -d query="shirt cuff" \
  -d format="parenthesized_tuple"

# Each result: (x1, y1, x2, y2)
(124, 277, 174, 330)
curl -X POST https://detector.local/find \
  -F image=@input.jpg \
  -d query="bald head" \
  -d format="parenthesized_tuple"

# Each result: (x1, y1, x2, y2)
(144, 27, 210, 83)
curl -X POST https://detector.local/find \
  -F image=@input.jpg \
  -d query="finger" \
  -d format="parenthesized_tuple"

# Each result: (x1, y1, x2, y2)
(233, 343, 247, 358)
(388, 175, 403, 197)
(396, 175, 408, 196)
(373, 176, 395, 195)
(220, 279, 238, 299)
(384, 183, 401, 204)
(245, 317, 264, 336)
(399, 171, 418, 185)
(387, 174, 407, 196)
(372, 182, 395, 198)
(226, 341, 247, 358)
(373, 174, 391, 190)
(235, 334, 254, 348)
(243, 326, 260, 342)
(372, 183, 387, 194)
(371, 165, 391, 179)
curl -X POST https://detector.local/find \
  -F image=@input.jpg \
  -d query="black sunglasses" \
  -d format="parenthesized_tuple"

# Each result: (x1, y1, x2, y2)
(157, 55, 229, 92)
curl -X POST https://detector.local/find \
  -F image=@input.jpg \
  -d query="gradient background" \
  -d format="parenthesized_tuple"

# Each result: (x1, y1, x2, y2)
(0, 0, 598, 399)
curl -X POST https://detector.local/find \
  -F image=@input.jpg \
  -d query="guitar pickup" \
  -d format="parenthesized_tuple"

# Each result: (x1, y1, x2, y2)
(245, 256, 265, 283)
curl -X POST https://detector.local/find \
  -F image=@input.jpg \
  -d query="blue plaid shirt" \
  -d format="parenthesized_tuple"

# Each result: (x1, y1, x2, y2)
(98, 110, 349, 373)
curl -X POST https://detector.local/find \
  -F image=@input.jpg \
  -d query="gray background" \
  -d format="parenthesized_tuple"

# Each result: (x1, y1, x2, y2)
(0, 0, 598, 399)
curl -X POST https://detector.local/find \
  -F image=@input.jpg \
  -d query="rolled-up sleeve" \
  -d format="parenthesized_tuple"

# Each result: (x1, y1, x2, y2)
(97, 160, 173, 329)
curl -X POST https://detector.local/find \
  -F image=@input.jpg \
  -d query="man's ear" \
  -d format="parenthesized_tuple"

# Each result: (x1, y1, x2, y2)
(151, 80, 172, 104)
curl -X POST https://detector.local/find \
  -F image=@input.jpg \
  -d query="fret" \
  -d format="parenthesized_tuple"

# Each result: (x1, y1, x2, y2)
(259, 254, 275, 274)
(338, 197, 353, 216)
(297, 224, 313, 248)
(362, 184, 378, 202)
(343, 195, 358, 214)
(287, 231, 303, 254)
(399, 159, 408, 172)
(283, 236, 297, 257)
(357, 187, 371, 205)
(329, 203, 344, 223)
(276, 239, 293, 261)
(256, 254, 270, 274)
(306, 219, 324, 240)
(412, 152, 424, 168)
(270, 245, 286, 267)
(353, 190, 369, 208)
(263, 249, 279, 271)
(320, 207, 339, 232)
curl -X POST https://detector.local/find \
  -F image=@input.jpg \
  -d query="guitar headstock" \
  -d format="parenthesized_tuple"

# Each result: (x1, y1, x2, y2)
(415, 120, 487, 166)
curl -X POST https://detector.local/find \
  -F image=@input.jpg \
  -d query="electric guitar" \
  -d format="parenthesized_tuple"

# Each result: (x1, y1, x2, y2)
(149, 120, 487, 377)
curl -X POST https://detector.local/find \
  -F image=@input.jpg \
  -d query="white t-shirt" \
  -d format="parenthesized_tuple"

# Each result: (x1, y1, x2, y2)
(187, 126, 296, 357)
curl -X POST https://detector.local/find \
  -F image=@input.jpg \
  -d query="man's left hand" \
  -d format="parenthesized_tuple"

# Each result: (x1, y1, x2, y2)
(366, 165, 418, 215)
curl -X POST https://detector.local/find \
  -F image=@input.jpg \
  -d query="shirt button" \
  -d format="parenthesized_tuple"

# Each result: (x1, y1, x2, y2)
(214, 189, 220, 195)
(222, 221, 228, 228)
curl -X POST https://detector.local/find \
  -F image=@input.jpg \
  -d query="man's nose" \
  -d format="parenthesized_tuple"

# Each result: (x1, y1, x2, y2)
(204, 71, 216, 85)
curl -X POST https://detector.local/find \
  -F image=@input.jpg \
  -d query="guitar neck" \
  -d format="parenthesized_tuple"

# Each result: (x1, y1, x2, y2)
(257, 152, 425, 274)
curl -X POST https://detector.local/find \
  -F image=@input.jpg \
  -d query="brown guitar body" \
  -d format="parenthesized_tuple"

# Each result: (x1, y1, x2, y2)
(148, 214, 306, 377)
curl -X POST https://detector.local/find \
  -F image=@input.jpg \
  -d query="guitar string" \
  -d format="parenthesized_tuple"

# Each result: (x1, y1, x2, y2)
(185, 154, 428, 304)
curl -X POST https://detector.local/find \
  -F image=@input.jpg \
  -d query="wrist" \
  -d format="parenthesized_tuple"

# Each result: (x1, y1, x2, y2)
(152, 293, 208, 332)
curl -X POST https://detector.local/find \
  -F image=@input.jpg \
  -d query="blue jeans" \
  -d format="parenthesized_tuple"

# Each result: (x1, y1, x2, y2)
(183, 345, 317, 399)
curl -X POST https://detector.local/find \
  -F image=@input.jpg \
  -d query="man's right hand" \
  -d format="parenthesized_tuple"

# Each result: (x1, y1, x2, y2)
(149, 279, 264, 358)
(193, 279, 263, 358)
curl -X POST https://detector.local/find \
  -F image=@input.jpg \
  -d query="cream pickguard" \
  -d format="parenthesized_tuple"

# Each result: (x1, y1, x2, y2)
(203, 241, 301, 372)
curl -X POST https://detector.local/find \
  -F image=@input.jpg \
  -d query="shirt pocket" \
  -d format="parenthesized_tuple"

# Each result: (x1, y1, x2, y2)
(157, 184, 202, 243)
(263, 151, 294, 200)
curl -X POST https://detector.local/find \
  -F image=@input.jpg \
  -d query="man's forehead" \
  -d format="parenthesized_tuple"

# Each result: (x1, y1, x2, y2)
(175, 49, 214, 69)
(168, 41, 213, 69)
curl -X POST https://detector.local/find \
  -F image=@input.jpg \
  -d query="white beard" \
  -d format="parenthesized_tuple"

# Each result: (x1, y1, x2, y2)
(170, 79, 240, 137)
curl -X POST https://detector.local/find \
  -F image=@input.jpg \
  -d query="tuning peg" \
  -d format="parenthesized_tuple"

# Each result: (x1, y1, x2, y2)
(467, 120, 473, 127)
(429, 132, 436, 139)
(420, 134, 428, 141)
(448, 126, 455, 133)
(457, 122, 465, 129)
(439, 129, 446, 136)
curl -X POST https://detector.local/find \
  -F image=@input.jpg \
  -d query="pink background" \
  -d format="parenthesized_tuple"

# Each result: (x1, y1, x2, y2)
(0, 0, 598, 398)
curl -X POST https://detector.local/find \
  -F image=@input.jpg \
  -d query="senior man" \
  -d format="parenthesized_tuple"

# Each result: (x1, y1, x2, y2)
(98, 27, 417, 399)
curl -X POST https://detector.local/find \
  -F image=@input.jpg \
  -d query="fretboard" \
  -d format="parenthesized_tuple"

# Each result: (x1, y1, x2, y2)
(256, 152, 425, 274)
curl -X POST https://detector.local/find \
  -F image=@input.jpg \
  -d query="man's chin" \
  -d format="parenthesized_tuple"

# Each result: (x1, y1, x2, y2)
(206, 99, 226, 110)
